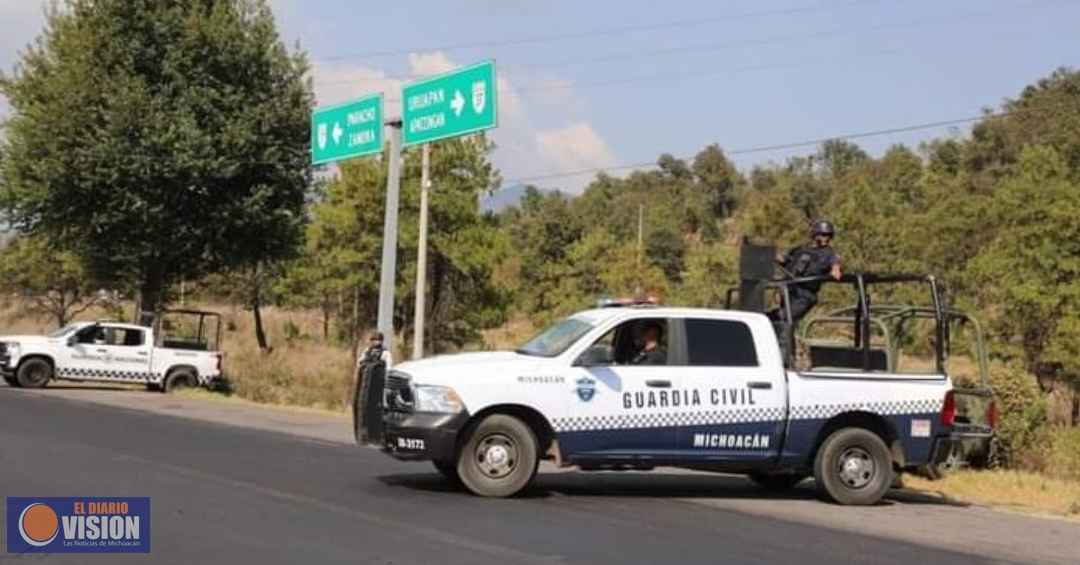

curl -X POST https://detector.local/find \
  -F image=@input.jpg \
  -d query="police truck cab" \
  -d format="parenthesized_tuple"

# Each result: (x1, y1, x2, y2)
(355, 274, 994, 505)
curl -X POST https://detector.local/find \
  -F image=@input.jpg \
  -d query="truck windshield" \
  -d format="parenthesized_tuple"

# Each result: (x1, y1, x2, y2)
(48, 324, 81, 338)
(516, 317, 594, 357)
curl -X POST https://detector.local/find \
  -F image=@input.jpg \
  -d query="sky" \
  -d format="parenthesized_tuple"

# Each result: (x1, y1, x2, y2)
(1, 0, 1078, 193)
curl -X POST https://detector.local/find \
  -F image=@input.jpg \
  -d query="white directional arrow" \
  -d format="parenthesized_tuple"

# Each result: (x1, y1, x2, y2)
(450, 90, 465, 117)
(332, 122, 343, 145)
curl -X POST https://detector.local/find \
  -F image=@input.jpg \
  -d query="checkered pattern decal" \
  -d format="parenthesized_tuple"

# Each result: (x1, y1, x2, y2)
(789, 398, 943, 421)
(56, 366, 161, 382)
(551, 398, 943, 433)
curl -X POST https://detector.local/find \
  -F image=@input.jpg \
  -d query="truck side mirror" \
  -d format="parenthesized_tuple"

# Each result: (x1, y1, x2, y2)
(575, 344, 613, 367)
(66, 335, 77, 347)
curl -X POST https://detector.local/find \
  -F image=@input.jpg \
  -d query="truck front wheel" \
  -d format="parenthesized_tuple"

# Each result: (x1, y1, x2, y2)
(457, 414, 538, 498)
(16, 358, 53, 388)
(813, 428, 892, 505)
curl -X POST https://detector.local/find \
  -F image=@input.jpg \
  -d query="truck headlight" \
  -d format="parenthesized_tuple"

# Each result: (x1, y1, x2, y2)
(4, 342, 19, 357)
(413, 385, 464, 414)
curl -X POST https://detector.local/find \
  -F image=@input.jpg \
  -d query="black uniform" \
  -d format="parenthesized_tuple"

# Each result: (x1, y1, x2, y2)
(632, 348, 666, 365)
(781, 245, 841, 321)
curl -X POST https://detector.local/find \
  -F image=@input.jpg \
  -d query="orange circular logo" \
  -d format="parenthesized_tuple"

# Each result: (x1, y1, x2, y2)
(19, 503, 59, 546)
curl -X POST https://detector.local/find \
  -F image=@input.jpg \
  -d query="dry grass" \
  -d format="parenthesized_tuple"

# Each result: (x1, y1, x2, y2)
(907, 469, 1080, 520)
(216, 304, 354, 411)
(173, 387, 349, 418)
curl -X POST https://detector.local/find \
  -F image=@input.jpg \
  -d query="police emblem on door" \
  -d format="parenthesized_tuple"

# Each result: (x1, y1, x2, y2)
(317, 123, 328, 150)
(575, 377, 596, 402)
(471, 80, 486, 114)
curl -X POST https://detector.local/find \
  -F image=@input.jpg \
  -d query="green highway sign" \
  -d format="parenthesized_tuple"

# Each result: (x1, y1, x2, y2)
(311, 93, 384, 165)
(402, 60, 497, 147)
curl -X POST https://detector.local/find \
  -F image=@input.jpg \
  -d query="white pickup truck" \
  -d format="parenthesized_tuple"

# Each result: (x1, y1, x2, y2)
(355, 273, 995, 505)
(0, 312, 223, 392)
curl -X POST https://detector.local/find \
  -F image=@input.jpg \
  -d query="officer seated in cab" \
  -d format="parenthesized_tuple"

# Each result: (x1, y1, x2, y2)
(631, 322, 666, 365)
(774, 219, 843, 322)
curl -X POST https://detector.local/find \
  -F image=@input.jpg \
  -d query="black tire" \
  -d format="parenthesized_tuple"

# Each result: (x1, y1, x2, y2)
(749, 472, 808, 489)
(456, 414, 539, 498)
(813, 428, 893, 505)
(433, 459, 462, 485)
(163, 369, 198, 393)
(16, 358, 53, 388)
(3, 374, 19, 387)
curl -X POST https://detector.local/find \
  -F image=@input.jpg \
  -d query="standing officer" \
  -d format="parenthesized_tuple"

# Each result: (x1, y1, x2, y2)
(354, 330, 393, 444)
(774, 220, 843, 322)
(358, 331, 393, 371)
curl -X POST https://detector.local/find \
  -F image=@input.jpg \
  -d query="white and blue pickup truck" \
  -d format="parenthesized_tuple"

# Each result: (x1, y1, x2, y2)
(356, 273, 995, 505)
(0, 311, 223, 392)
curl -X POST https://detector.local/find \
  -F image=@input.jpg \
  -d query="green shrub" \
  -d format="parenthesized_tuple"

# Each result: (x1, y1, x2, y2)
(988, 362, 1051, 470)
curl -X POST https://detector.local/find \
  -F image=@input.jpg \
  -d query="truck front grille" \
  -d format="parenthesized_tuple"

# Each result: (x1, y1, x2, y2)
(383, 372, 414, 413)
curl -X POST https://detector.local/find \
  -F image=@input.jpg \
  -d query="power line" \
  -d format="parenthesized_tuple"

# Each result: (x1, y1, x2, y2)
(315, 0, 1077, 87)
(349, 21, 1077, 106)
(313, 0, 881, 62)
(498, 104, 1066, 186)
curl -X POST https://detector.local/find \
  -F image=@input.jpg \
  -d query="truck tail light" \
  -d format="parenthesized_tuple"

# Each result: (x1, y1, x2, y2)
(987, 398, 998, 428)
(214, 353, 223, 372)
(941, 390, 955, 427)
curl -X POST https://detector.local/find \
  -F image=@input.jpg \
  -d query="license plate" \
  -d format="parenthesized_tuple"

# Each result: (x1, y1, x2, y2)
(396, 437, 425, 450)
(911, 419, 931, 438)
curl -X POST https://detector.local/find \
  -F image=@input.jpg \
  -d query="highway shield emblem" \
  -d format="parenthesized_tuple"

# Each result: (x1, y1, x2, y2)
(471, 80, 486, 114)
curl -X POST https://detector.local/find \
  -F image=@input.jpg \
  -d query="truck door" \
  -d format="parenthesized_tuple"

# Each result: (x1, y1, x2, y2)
(63, 325, 152, 382)
(61, 325, 111, 380)
(559, 317, 679, 461)
(670, 317, 785, 463)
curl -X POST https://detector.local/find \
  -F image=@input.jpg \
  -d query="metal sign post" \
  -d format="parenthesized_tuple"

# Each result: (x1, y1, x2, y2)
(412, 143, 431, 360)
(376, 120, 403, 342)
(403, 61, 498, 359)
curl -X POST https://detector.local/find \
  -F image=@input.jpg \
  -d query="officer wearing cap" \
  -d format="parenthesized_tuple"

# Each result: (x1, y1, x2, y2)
(774, 220, 843, 322)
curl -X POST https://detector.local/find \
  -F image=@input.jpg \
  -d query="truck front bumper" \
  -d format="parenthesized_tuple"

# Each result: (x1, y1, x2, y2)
(382, 411, 468, 463)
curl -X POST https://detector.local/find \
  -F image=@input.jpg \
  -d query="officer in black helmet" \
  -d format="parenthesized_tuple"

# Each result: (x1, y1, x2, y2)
(774, 220, 843, 322)
(358, 331, 393, 370)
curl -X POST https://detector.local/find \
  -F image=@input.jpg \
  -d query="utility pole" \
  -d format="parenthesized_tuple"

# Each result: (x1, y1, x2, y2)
(635, 203, 644, 297)
(412, 143, 431, 359)
(376, 120, 403, 342)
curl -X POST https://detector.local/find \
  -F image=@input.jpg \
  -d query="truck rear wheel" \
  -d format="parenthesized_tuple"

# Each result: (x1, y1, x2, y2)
(457, 414, 538, 498)
(813, 428, 892, 505)
(164, 369, 198, 393)
(16, 358, 52, 388)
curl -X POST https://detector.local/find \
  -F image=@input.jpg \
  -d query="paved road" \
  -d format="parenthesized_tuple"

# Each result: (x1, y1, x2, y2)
(0, 387, 1071, 564)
